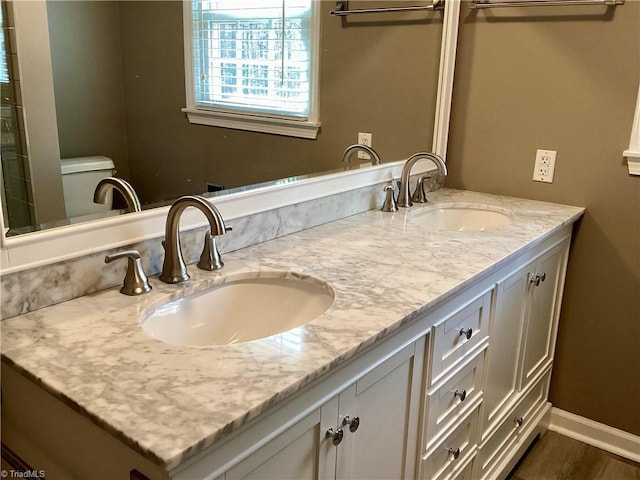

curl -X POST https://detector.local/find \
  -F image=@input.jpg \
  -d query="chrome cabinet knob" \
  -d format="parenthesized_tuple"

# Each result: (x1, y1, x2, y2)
(342, 415, 360, 433)
(530, 272, 547, 287)
(514, 416, 524, 427)
(446, 447, 461, 460)
(453, 389, 467, 402)
(326, 428, 344, 446)
(459, 328, 473, 340)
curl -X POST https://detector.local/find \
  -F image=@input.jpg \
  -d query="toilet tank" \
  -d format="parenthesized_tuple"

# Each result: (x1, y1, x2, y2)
(60, 156, 116, 218)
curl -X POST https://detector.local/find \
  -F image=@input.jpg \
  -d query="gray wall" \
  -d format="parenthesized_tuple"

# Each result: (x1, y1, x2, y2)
(47, 1, 129, 178)
(447, 3, 639, 435)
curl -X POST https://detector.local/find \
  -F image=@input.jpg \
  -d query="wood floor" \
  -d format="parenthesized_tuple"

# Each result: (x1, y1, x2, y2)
(507, 431, 640, 480)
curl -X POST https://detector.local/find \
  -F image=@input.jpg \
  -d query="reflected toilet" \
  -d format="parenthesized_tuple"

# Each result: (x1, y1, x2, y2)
(60, 156, 116, 218)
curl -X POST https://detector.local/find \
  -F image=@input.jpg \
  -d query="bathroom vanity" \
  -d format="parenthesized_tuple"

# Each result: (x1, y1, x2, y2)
(1, 189, 584, 480)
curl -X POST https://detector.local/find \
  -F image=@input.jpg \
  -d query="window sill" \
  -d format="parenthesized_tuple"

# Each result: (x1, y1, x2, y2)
(182, 108, 320, 139)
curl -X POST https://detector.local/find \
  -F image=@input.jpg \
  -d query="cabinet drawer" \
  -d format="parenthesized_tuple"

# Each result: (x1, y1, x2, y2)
(421, 407, 479, 480)
(425, 352, 485, 450)
(430, 290, 491, 386)
(476, 371, 550, 479)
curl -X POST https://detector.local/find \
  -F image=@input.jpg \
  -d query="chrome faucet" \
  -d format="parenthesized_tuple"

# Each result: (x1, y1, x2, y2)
(397, 152, 447, 208)
(159, 195, 230, 284)
(342, 144, 382, 166)
(93, 177, 142, 213)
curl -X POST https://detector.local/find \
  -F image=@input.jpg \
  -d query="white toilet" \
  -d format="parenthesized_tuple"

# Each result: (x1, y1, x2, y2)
(60, 156, 116, 218)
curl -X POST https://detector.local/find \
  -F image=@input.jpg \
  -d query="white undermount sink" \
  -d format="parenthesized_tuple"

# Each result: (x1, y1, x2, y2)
(142, 272, 335, 347)
(408, 203, 512, 232)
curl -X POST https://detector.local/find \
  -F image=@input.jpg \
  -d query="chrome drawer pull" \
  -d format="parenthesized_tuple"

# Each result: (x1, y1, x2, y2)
(453, 389, 467, 402)
(459, 328, 473, 340)
(514, 416, 524, 427)
(447, 447, 461, 460)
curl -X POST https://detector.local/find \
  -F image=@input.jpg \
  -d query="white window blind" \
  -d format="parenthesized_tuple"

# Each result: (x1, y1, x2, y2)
(190, 0, 313, 120)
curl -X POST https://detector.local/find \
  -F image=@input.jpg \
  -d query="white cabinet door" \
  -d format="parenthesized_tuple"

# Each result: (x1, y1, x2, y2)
(336, 340, 424, 480)
(477, 236, 571, 479)
(224, 400, 338, 480)
(519, 239, 569, 392)
(481, 262, 530, 438)
(481, 238, 569, 439)
(224, 339, 425, 480)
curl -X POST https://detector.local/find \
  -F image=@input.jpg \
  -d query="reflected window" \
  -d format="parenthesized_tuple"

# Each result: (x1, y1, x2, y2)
(184, 0, 321, 139)
(0, 6, 7, 83)
(264, 328, 304, 353)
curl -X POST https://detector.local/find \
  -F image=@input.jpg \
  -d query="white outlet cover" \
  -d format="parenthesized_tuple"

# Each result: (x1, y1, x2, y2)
(357, 132, 372, 159)
(533, 149, 557, 183)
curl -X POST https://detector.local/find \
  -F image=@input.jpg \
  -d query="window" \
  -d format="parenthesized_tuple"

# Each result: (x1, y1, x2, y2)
(0, 5, 9, 83)
(183, 0, 320, 139)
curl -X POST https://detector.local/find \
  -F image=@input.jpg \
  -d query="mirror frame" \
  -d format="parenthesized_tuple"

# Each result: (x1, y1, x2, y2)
(0, 0, 461, 275)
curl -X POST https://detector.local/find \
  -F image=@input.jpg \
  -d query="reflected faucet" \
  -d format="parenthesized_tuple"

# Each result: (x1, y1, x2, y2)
(397, 152, 447, 208)
(342, 144, 382, 166)
(159, 195, 230, 284)
(93, 177, 142, 213)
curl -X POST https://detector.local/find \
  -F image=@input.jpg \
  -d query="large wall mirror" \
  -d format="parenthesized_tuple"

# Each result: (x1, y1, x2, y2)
(0, 0, 461, 273)
(1, 0, 445, 237)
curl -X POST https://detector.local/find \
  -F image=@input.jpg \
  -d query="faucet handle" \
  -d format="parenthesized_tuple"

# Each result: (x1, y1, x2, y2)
(381, 185, 398, 213)
(411, 176, 429, 204)
(197, 231, 225, 271)
(105, 250, 152, 296)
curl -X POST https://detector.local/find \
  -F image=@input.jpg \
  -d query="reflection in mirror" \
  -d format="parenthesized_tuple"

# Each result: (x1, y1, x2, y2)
(2, 0, 444, 237)
(1, 0, 36, 232)
(93, 177, 142, 213)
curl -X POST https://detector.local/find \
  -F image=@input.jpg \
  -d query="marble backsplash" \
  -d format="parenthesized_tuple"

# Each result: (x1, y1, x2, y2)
(1, 176, 443, 320)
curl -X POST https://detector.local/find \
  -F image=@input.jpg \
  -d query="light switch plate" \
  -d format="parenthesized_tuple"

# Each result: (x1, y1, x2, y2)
(533, 149, 557, 183)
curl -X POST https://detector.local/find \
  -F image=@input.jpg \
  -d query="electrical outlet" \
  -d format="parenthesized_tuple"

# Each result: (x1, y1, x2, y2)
(533, 149, 557, 183)
(357, 132, 372, 160)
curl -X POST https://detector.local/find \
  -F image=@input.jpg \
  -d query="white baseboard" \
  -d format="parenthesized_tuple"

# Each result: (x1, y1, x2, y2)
(549, 408, 640, 463)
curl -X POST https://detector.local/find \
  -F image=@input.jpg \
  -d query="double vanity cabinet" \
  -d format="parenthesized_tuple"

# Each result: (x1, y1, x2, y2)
(1, 190, 583, 480)
(193, 229, 570, 480)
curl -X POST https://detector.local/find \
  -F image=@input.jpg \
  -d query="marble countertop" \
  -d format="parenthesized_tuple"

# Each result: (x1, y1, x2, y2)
(0, 189, 584, 471)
